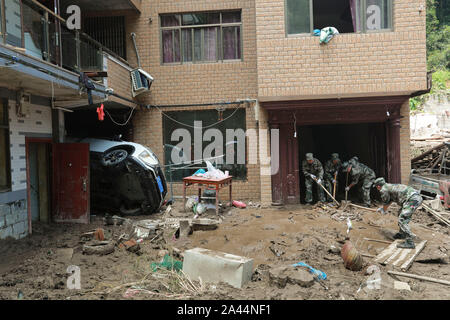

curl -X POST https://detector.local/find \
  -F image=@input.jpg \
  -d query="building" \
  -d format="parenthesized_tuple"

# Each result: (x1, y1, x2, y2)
(0, 0, 429, 239)
(0, 0, 141, 239)
(129, 0, 429, 204)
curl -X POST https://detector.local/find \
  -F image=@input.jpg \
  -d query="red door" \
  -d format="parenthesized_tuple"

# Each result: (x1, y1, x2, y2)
(53, 143, 90, 223)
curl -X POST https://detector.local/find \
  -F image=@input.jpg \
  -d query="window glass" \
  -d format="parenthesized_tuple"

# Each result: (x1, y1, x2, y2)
(161, 11, 242, 64)
(163, 108, 247, 181)
(182, 29, 193, 62)
(161, 15, 180, 27)
(223, 26, 241, 60)
(182, 13, 220, 25)
(286, 0, 310, 34)
(365, 0, 391, 30)
(0, 100, 10, 191)
(222, 11, 241, 23)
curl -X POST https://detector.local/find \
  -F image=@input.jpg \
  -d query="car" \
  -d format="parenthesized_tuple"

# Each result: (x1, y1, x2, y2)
(80, 138, 167, 215)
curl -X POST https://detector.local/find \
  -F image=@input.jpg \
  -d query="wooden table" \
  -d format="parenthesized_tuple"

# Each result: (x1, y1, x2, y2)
(183, 176, 232, 215)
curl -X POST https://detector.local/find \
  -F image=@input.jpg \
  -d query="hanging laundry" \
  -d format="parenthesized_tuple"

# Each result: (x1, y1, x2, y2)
(78, 71, 96, 105)
(97, 104, 105, 121)
(319, 27, 339, 44)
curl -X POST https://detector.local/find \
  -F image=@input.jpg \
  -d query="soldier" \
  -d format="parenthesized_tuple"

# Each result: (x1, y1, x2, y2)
(302, 153, 325, 204)
(342, 157, 376, 207)
(374, 178, 423, 249)
(324, 153, 341, 202)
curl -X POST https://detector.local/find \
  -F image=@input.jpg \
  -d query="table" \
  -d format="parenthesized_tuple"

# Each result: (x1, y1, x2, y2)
(183, 176, 232, 215)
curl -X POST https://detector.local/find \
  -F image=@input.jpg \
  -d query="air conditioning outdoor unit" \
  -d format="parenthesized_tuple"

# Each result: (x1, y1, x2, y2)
(131, 68, 154, 97)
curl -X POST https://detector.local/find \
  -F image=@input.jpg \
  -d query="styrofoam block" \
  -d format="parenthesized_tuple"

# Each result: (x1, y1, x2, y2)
(183, 248, 254, 289)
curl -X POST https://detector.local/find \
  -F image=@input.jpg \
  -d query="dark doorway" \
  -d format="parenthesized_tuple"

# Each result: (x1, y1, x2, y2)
(313, 0, 356, 33)
(297, 122, 386, 203)
(26, 139, 52, 226)
(64, 107, 134, 141)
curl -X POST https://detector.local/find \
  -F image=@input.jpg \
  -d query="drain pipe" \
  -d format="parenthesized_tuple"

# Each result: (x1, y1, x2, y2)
(130, 33, 141, 68)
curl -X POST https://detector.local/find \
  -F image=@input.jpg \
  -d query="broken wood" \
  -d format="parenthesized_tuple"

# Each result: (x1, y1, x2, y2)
(422, 203, 450, 227)
(374, 240, 427, 271)
(348, 203, 378, 212)
(364, 238, 392, 245)
(388, 270, 450, 286)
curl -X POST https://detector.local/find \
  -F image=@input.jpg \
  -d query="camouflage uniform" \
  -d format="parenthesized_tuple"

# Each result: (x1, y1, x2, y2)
(302, 154, 325, 203)
(380, 183, 423, 241)
(324, 153, 341, 202)
(347, 159, 376, 206)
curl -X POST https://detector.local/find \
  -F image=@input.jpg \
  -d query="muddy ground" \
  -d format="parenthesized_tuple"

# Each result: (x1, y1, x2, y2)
(0, 198, 449, 301)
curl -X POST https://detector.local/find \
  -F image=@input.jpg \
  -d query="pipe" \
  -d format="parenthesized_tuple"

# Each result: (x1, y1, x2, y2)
(130, 33, 141, 68)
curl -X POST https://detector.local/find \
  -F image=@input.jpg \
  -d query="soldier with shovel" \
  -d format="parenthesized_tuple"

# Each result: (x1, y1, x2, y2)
(302, 153, 326, 204)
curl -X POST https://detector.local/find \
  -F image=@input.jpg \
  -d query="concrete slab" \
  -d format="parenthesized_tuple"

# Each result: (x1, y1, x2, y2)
(182, 248, 254, 289)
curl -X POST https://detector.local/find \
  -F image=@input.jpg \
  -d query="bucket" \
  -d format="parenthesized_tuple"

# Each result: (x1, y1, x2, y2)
(341, 240, 363, 271)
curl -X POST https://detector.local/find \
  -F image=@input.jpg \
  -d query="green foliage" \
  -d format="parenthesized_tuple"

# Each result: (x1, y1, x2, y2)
(411, 0, 449, 111)
(410, 69, 450, 111)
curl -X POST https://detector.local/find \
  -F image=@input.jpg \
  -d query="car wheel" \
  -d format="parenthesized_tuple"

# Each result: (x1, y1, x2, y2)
(101, 149, 128, 167)
(119, 204, 142, 216)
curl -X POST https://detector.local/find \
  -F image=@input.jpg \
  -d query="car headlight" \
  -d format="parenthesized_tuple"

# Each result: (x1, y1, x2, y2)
(138, 150, 159, 166)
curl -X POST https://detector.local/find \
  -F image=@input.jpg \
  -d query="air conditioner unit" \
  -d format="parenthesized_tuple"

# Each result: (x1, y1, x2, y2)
(131, 68, 154, 97)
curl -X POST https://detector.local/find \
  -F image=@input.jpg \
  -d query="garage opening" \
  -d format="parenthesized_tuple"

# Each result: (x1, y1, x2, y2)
(297, 122, 386, 204)
(64, 107, 134, 141)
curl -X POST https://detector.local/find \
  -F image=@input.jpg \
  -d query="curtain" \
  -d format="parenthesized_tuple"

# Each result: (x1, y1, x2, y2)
(203, 27, 217, 61)
(349, 0, 357, 32)
(223, 27, 239, 60)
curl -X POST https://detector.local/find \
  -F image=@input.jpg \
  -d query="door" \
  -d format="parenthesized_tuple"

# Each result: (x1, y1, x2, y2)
(53, 143, 90, 223)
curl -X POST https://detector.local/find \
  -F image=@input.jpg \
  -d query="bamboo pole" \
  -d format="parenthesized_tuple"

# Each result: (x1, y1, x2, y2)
(388, 271, 450, 286)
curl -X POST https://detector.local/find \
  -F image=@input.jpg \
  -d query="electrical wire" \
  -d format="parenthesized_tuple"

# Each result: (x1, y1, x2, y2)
(153, 104, 242, 129)
(104, 106, 135, 126)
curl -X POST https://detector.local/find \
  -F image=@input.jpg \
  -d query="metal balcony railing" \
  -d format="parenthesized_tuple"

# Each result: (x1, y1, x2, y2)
(0, 0, 128, 72)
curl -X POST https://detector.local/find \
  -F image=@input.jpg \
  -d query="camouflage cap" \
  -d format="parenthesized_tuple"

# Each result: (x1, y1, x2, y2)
(373, 177, 386, 187)
(306, 153, 314, 160)
(331, 153, 340, 160)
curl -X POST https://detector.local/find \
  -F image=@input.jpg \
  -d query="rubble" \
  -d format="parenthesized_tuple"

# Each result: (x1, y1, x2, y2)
(268, 266, 315, 288)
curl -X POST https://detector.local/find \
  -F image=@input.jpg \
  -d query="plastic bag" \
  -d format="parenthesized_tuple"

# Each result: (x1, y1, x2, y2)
(319, 27, 339, 44)
(204, 160, 228, 179)
(292, 262, 327, 280)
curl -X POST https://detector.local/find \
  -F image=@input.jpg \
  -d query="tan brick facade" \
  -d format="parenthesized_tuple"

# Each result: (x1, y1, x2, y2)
(255, 0, 427, 101)
(91, 0, 427, 204)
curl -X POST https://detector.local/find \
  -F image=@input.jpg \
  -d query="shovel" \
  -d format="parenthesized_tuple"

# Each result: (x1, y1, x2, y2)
(313, 177, 340, 207)
(333, 172, 337, 199)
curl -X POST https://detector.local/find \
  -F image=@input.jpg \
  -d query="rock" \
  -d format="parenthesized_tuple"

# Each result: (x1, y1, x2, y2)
(329, 245, 341, 255)
(269, 266, 315, 288)
(394, 281, 411, 291)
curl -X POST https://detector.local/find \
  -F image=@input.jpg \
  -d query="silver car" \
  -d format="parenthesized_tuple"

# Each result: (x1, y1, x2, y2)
(81, 138, 167, 215)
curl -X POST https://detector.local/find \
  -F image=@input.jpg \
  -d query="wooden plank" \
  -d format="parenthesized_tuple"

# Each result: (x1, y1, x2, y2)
(37, 143, 49, 223)
(388, 270, 450, 286)
(422, 204, 450, 227)
(392, 248, 411, 267)
(384, 247, 403, 265)
(364, 238, 393, 245)
(374, 241, 399, 264)
(400, 240, 427, 271)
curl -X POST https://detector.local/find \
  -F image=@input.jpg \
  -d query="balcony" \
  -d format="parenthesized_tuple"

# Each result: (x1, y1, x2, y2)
(60, 0, 141, 13)
(0, 0, 136, 108)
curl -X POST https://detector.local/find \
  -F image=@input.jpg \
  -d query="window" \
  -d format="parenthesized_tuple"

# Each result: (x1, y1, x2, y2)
(286, 0, 392, 35)
(0, 99, 11, 192)
(163, 108, 247, 181)
(160, 11, 242, 64)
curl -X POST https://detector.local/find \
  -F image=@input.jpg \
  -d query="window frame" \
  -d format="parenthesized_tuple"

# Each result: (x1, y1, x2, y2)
(160, 10, 243, 65)
(285, 0, 393, 37)
(0, 98, 11, 193)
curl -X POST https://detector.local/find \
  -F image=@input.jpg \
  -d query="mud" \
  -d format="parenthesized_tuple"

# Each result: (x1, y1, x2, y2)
(0, 200, 449, 300)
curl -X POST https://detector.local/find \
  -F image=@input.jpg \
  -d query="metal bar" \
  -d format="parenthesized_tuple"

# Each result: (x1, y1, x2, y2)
(27, 0, 65, 22)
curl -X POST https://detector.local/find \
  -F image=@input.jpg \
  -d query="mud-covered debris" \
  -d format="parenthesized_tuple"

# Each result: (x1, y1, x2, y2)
(82, 240, 115, 255)
(269, 266, 315, 288)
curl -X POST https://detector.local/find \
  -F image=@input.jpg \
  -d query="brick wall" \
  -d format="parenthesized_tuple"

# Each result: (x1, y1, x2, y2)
(129, 0, 261, 201)
(255, 0, 428, 100)
(400, 100, 411, 184)
(0, 95, 52, 240)
(104, 54, 135, 107)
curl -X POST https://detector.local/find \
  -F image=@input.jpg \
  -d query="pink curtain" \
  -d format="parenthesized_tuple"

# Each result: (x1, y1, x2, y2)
(349, 0, 357, 32)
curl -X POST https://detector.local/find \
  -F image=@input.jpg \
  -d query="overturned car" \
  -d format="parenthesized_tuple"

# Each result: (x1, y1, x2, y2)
(81, 138, 167, 215)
